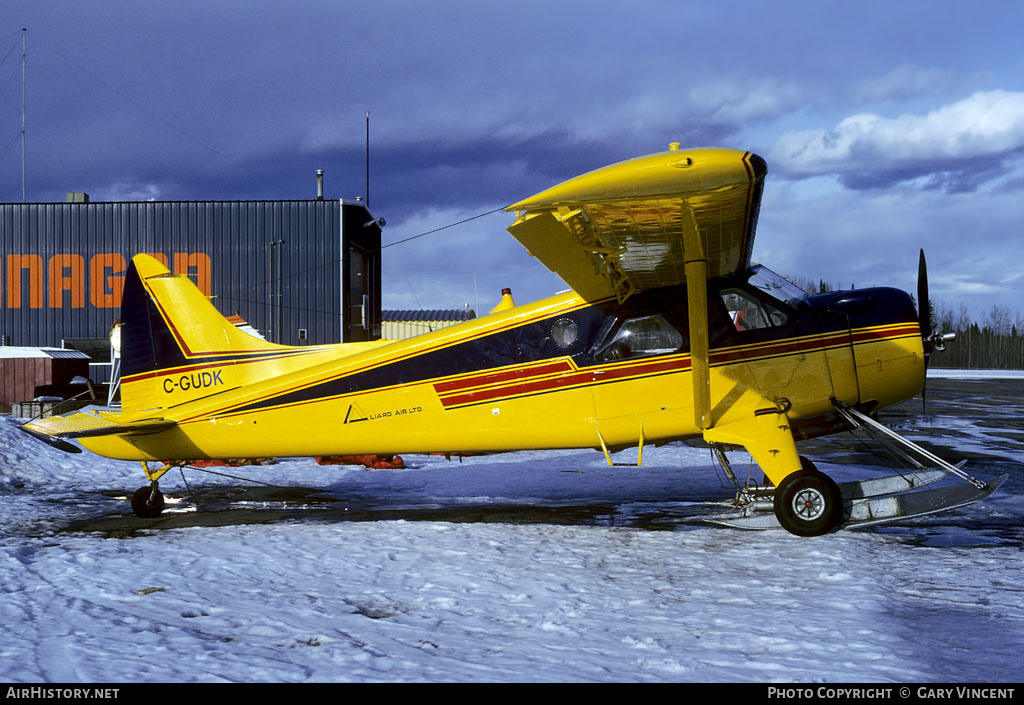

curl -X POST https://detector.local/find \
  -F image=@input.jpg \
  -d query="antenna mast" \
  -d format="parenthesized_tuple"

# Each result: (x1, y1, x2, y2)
(365, 111, 370, 209)
(21, 28, 26, 203)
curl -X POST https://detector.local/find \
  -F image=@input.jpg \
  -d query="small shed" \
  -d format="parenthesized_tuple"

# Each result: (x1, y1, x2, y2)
(381, 309, 476, 341)
(0, 347, 91, 415)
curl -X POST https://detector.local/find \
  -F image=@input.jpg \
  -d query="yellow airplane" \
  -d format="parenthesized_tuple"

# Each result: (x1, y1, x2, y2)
(21, 145, 1004, 536)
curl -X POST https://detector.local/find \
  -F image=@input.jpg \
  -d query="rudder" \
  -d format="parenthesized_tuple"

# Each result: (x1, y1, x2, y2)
(118, 254, 284, 412)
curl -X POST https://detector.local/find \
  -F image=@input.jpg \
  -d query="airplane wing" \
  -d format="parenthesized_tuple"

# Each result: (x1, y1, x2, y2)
(507, 146, 767, 431)
(505, 147, 767, 304)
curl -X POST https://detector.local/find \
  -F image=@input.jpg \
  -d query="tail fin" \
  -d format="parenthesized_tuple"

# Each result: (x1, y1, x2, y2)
(119, 254, 284, 412)
(21, 255, 290, 454)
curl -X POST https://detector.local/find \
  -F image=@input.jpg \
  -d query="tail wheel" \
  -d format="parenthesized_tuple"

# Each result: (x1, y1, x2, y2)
(773, 467, 843, 537)
(131, 485, 165, 518)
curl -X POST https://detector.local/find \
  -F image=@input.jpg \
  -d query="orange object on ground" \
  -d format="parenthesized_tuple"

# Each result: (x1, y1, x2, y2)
(315, 454, 405, 469)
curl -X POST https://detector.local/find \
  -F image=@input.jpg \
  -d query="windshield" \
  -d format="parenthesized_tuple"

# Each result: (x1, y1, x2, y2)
(748, 265, 811, 310)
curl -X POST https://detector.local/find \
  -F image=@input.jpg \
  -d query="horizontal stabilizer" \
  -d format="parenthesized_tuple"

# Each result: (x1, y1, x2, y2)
(20, 412, 177, 454)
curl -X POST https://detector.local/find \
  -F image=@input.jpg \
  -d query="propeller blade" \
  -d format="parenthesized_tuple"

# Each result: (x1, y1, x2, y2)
(918, 248, 932, 345)
(918, 249, 931, 416)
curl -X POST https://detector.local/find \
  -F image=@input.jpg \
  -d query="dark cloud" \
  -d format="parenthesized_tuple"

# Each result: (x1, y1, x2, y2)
(3, 0, 1023, 317)
(364, 121, 738, 215)
(837, 152, 1016, 194)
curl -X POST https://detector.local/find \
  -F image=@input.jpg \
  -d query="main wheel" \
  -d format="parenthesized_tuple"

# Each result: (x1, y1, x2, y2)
(131, 486, 165, 518)
(773, 469, 843, 537)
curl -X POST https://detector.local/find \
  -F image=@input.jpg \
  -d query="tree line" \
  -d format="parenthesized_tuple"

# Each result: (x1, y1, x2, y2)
(930, 302, 1024, 370)
(790, 277, 1024, 370)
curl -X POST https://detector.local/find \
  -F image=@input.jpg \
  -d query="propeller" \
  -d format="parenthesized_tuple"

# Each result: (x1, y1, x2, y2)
(918, 248, 932, 355)
(918, 248, 956, 359)
(918, 249, 933, 415)
(917, 249, 955, 414)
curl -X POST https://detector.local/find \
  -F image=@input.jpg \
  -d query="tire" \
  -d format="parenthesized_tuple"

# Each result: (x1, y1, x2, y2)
(773, 469, 843, 537)
(131, 486, 165, 518)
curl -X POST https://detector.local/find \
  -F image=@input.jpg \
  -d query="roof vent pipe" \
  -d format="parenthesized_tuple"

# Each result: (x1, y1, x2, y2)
(316, 169, 324, 200)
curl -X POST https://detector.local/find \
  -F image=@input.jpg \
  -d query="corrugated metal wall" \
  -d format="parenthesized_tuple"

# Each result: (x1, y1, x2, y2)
(0, 199, 380, 359)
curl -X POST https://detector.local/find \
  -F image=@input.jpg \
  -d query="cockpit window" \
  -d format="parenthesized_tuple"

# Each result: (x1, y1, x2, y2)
(721, 288, 788, 331)
(595, 314, 683, 361)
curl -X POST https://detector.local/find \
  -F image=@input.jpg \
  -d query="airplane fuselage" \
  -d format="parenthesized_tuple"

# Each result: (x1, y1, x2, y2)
(81, 265, 924, 471)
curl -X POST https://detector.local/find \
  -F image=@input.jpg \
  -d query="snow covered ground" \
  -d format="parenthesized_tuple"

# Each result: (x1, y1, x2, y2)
(928, 368, 1024, 380)
(1, 378, 1022, 683)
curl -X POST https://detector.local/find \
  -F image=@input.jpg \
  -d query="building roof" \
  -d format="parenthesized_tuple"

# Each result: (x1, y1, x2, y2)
(382, 309, 476, 322)
(0, 347, 90, 359)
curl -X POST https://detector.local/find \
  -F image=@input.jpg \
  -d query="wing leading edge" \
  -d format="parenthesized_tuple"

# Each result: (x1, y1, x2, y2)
(506, 147, 767, 303)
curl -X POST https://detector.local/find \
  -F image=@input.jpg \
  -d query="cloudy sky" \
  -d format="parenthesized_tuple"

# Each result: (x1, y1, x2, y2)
(2, 1, 1023, 321)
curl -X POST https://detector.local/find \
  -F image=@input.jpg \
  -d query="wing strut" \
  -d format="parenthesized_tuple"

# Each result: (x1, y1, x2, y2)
(682, 207, 711, 430)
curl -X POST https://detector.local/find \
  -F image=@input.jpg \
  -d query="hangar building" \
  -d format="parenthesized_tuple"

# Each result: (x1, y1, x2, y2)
(0, 195, 383, 383)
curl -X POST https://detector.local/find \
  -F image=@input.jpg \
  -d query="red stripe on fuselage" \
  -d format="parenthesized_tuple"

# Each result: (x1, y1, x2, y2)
(437, 356, 692, 408)
(434, 324, 921, 409)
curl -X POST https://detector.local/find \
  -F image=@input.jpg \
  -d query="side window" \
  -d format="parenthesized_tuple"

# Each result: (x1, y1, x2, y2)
(721, 288, 788, 332)
(595, 314, 683, 361)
